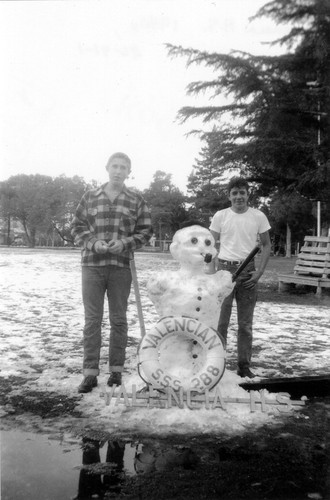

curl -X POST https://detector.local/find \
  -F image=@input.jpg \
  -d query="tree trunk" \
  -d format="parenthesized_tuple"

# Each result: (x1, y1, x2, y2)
(30, 228, 36, 248)
(23, 221, 36, 248)
(22, 220, 32, 247)
(6, 215, 11, 246)
(285, 223, 292, 258)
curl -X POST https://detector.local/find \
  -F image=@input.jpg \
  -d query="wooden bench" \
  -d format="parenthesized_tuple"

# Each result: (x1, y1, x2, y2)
(278, 236, 330, 296)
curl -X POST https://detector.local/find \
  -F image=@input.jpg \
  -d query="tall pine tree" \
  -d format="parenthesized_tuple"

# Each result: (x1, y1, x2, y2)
(167, 0, 330, 208)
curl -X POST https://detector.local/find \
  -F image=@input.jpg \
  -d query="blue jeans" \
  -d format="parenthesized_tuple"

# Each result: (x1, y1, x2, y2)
(217, 261, 257, 370)
(82, 266, 132, 376)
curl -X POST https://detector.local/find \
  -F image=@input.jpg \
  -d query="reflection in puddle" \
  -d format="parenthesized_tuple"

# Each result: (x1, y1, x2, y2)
(134, 442, 198, 474)
(1, 430, 199, 500)
(74, 439, 126, 499)
(74, 438, 199, 499)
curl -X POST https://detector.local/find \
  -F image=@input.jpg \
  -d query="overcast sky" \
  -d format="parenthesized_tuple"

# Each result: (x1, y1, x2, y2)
(0, 0, 288, 192)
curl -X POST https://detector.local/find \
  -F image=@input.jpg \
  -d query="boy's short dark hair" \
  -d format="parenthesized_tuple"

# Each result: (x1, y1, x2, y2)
(227, 177, 250, 193)
(106, 152, 131, 171)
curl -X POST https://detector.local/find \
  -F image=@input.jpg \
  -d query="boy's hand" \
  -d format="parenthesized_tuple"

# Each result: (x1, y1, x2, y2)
(107, 240, 124, 254)
(94, 240, 109, 254)
(243, 270, 262, 289)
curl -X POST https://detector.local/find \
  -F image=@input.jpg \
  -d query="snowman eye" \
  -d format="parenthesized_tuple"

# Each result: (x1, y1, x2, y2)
(191, 237, 198, 244)
(205, 239, 211, 246)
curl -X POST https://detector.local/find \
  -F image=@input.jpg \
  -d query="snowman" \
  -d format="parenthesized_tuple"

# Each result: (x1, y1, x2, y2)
(138, 224, 235, 392)
(147, 224, 234, 330)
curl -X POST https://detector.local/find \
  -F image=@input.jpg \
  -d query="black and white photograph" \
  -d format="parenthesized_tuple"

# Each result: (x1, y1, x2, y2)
(1, 1, 329, 499)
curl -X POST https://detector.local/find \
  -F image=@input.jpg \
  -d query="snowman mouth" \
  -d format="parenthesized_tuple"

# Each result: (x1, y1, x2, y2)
(202, 253, 213, 264)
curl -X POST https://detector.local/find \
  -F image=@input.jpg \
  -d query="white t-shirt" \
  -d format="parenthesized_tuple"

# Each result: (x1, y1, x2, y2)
(209, 207, 271, 261)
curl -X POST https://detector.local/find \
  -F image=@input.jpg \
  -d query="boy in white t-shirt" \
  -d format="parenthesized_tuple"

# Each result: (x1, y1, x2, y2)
(209, 177, 271, 378)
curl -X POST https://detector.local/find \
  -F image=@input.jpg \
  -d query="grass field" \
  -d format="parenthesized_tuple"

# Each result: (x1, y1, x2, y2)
(0, 248, 329, 499)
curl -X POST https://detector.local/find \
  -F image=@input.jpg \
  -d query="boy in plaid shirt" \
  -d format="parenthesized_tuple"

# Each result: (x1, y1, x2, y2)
(71, 152, 153, 393)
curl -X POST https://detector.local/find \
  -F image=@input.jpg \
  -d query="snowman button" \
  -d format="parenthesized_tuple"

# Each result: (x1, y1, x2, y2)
(196, 307, 200, 312)
(197, 296, 202, 300)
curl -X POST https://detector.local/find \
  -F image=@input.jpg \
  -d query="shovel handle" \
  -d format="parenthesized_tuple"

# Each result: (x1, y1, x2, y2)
(231, 246, 260, 282)
(130, 258, 146, 338)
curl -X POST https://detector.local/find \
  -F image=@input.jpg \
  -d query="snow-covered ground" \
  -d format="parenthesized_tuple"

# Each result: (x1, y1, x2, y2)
(0, 248, 329, 437)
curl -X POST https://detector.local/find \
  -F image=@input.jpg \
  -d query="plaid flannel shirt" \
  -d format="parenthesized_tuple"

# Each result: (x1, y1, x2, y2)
(71, 183, 153, 267)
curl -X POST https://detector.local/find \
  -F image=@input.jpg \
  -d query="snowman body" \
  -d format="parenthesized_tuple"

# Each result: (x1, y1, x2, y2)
(139, 225, 235, 392)
(147, 269, 234, 330)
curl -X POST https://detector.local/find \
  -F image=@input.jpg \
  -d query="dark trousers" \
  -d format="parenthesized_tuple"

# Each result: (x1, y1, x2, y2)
(82, 265, 132, 376)
(217, 261, 257, 370)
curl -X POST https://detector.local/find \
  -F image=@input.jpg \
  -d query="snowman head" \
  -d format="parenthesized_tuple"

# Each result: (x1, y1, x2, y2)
(170, 225, 217, 267)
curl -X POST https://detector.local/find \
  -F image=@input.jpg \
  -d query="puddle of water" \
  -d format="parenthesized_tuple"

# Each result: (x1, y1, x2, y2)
(1, 429, 200, 499)
(1, 430, 138, 500)
(1, 414, 326, 500)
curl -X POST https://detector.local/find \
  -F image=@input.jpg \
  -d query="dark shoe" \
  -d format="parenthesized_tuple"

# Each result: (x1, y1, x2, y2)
(78, 375, 98, 393)
(237, 368, 256, 379)
(107, 372, 122, 387)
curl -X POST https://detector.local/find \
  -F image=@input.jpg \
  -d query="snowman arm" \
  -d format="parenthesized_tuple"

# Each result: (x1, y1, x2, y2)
(147, 275, 169, 296)
(215, 270, 236, 296)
